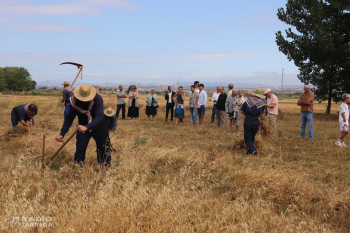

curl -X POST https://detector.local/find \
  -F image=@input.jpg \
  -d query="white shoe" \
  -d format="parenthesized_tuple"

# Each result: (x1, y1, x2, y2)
(342, 142, 347, 147)
(335, 141, 342, 146)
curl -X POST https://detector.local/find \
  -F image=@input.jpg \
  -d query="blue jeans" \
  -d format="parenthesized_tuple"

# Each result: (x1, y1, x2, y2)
(190, 107, 198, 126)
(244, 120, 260, 154)
(64, 103, 70, 118)
(211, 104, 216, 123)
(301, 112, 313, 140)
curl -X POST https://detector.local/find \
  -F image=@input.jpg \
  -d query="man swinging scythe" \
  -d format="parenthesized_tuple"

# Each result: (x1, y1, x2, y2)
(54, 63, 115, 167)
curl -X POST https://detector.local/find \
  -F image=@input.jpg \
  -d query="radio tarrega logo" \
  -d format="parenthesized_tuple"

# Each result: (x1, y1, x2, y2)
(10, 216, 53, 228)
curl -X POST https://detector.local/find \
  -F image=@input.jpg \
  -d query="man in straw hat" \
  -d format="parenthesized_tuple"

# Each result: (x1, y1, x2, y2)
(240, 89, 266, 156)
(55, 84, 114, 167)
(61, 81, 74, 118)
(104, 107, 117, 132)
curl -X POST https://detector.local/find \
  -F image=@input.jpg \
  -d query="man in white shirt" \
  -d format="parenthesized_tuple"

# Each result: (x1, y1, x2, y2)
(116, 85, 127, 119)
(211, 87, 220, 123)
(196, 83, 207, 127)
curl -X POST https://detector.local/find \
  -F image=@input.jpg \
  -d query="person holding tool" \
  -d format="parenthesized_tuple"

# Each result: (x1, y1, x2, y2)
(55, 84, 114, 167)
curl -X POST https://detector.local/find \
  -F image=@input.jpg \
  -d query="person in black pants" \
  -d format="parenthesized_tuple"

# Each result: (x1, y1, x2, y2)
(116, 85, 126, 119)
(165, 86, 176, 122)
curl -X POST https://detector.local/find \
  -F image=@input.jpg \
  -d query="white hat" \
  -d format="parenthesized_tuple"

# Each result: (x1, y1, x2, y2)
(263, 88, 272, 95)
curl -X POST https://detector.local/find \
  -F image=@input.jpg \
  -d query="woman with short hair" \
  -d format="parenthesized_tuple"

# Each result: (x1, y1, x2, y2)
(127, 85, 139, 120)
(173, 86, 185, 125)
(146, 89, 159, 121)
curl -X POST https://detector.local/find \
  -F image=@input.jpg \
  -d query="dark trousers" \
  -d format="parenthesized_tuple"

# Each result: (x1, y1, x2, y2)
(166, 103, 174, 120)
(75, 129, 111, 165)
(244, 120, 260, 154)
(11, 109, 19, 127)
(211, 104, 217, 123)
(116, 104, 125, 119)
(64, 103, 70, 118)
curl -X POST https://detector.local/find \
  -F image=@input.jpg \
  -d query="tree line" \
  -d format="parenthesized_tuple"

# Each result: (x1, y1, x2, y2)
(0, 67, 36, 92)
(276, 0, 350, 113)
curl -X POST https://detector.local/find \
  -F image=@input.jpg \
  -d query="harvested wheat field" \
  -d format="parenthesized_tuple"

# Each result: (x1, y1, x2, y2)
(0, 93, 349, 232)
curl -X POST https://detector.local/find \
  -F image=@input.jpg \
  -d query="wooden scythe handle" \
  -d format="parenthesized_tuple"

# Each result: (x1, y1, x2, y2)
(70, 66, 83, 87)
(45, 129, 78, 166)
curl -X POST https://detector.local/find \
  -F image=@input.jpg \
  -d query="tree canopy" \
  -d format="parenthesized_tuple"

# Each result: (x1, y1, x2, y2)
(276, 0, 350, 113)
(0, 67, 36, 92)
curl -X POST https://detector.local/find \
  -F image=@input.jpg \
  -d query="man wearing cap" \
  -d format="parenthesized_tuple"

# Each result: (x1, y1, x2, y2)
(264, 88, 278, 136)
(61, 81, 74, 118)
(104, 108, 117, 132)
(297, 85, 314, 140)
(55, 84, 113, 167)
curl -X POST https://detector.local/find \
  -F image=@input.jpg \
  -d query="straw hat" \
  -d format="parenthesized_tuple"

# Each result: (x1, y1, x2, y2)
(62, 81, 70, 86)
(74, 84, 96, 101)
(254, 88, 265, 98)
(104, 107, 115, 117)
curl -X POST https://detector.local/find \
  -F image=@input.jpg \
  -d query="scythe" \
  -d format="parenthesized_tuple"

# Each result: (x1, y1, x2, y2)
(60, 62, 83, 87)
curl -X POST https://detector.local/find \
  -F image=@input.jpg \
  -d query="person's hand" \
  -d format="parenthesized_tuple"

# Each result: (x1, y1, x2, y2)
(61, 98, 65, 103)
(213, 100, 217, 102)
(226, 112, 229, 114)
(77, 125, 88, 133)
(195, 104, 197, 108)
(196, 95, 199, 99)
(26, 121, 32, 127)
(167, 93, 169, 95)
(55, 135, 64, 142)
(147, 100, 150, 103)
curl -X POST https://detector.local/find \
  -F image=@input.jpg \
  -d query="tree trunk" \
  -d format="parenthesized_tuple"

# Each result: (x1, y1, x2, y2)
(327, 86, 332, 114)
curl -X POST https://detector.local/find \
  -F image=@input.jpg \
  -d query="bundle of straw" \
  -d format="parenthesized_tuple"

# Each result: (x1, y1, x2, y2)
(258, 113, 273, 138)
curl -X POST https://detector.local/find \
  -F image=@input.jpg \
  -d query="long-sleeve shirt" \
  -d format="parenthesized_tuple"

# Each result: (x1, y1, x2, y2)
(241, 100, 264, 121)
(197, 90, 208, 108)
(211, 92, 220, 105)
(146, 94, 158, 106)
(60, 94, 104, 137)
(216, 93, 227, 111)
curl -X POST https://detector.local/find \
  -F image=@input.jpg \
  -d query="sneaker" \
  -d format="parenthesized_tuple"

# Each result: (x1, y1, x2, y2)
(342, 142, 347, 147)
(335, 141, 342, 146)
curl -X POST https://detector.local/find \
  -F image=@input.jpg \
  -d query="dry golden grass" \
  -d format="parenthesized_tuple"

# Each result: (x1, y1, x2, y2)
(0, 93, 349, 232)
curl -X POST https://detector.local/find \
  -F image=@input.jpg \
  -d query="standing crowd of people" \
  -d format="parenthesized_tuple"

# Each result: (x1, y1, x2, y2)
(9, 81, 350, 167)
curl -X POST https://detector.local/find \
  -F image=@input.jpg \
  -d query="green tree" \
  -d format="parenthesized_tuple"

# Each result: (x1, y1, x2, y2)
(0, 68, 7, 92)
(3, 67, 36, 91)
(276, 0, 350, 114)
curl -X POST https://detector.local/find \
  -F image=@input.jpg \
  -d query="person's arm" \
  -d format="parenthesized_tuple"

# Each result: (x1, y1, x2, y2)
(172, 93, 178, 102)
(135, 92, 139, 99)
(225, 97, 229, 113)
(146, 95, 150, 104)
(240, 102, 247, 115)
(165, 92, 168, 100)
(154, 95, 158, 103)
(182, 93, 185, 101)
(297, 96, 302, 106)
(342, 112, 347, 122)
(85, 97, 104, 131)
(62, 90, 67, 103)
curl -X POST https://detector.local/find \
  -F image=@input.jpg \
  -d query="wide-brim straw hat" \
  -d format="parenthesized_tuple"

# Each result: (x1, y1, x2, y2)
(254, 88, 265, 98)
(104, 107, 115, 117)
(74, 84, 96, 101)
(63, 81, 70, 86)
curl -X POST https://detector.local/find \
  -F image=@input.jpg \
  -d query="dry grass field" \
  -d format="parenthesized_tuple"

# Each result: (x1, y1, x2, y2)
(0, 93, 349, 232)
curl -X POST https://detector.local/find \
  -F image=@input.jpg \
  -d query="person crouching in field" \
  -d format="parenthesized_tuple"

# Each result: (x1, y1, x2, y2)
(240, 90, 265, 156)
(61, 81, 74, 118)
(104, 108, 117, 132)
(11, 104, 38, 127)
(335, 94, 350, 147)
(55, 84, 114, 167)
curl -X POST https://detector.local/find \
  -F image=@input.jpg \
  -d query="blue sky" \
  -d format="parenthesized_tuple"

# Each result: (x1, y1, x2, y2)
(0, 0, 302, 87)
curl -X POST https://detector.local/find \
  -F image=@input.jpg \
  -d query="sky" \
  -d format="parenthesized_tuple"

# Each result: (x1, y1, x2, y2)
(0, 0, 302, 87)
